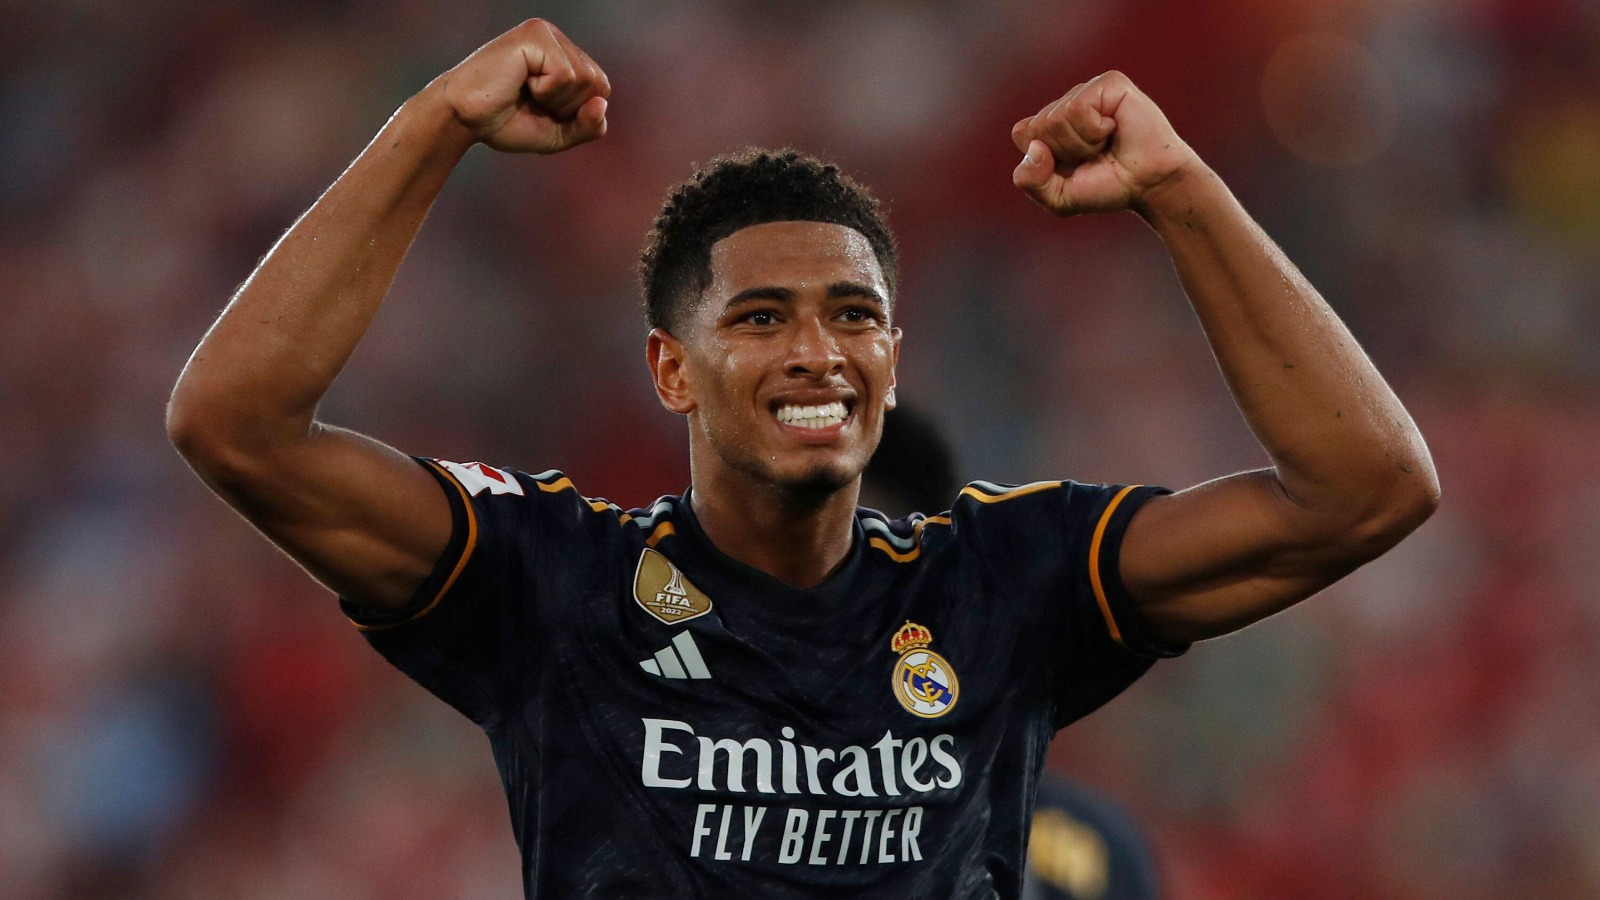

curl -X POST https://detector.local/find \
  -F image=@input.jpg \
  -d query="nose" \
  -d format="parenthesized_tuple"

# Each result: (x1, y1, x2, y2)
(784, 314, 845, 379)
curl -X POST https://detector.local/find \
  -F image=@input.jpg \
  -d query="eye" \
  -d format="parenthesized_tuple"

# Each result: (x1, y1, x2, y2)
(742, 309, 779, 326)
(838, 306, 882, 325)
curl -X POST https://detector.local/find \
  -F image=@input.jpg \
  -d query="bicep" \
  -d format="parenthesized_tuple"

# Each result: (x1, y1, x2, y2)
(194, 423, 452, 611)
(1119, 469, 1375, 643)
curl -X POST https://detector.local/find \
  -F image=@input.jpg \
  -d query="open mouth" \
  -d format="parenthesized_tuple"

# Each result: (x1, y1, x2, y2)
(773, 400, 851, 431)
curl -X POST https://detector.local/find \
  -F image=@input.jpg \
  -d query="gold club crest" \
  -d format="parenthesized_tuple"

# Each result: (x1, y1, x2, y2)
(633, 548, 713, 625)
(890, 621, 959, 718)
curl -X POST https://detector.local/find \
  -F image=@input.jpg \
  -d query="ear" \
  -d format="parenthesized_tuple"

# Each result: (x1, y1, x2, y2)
(647, 328, 696, 415)
(885, 326, 903, 410)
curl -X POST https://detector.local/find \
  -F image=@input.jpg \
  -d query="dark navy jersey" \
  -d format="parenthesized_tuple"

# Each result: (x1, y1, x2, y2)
(341, 458, 1187, 899)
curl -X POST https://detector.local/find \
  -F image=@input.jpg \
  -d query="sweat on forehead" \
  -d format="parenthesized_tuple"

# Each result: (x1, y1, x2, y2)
(638, 149, 899, 335)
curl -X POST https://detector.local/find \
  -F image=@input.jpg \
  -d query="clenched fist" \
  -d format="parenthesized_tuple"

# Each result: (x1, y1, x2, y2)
(1011, 71, 1201, 217)
(439, 19, 610, 154)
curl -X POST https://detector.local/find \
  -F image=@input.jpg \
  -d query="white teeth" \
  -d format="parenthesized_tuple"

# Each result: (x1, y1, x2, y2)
(776, 401, 848, 429)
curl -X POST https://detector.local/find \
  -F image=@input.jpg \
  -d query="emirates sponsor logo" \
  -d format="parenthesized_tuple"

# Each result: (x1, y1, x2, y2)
(640, 719, 961, 797)
(641, 719, 959, 867)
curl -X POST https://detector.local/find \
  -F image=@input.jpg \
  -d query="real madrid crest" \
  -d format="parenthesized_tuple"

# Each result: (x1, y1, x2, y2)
(890, 621, 959, 718)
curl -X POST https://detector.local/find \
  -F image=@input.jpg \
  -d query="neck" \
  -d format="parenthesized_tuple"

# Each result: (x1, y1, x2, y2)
(690, 460, 859, 590)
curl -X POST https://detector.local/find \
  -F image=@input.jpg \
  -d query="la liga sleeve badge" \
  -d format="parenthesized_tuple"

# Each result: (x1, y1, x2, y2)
(890, 621, 960, 718)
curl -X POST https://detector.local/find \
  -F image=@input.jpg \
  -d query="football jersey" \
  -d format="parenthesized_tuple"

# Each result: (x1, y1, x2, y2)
(341, 458, 1187, 899)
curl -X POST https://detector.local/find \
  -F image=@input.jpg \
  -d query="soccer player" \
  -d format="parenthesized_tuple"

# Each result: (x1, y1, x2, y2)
(166, 19, 1438, 899)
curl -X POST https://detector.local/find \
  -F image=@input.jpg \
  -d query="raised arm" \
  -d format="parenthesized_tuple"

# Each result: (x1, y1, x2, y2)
(166, 20, 609, 610)
(1011, 72, 1438, 644)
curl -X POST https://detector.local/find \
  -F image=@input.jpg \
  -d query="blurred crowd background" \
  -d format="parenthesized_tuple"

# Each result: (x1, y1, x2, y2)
(4, 0, 1599, 897)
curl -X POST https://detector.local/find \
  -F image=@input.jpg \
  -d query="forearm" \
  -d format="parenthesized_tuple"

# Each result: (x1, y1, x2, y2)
(160, 21, 608, 612)
(1014, 72, 1436, 639)
(169, 84, 474, 453)
(1137, 167, 1436, 525)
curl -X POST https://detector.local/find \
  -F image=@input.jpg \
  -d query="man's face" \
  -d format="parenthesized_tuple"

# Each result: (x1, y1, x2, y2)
(650, 221, 901, 495)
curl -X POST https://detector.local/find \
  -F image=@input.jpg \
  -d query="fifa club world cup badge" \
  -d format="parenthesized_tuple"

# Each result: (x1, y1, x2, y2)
(633, 548, 713, 625)
(890, 621, 960, 718)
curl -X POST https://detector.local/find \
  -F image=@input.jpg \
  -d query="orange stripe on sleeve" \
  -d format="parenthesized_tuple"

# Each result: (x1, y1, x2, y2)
(869, 537, 919, 562)
(537, 476, 575, 494)
(645, 521, 676, 548)
(958, 481, 1063, 504)
(1087, 485, 1140, 648)
(866, 514, 951, 563)
(352, 461, 480, 633)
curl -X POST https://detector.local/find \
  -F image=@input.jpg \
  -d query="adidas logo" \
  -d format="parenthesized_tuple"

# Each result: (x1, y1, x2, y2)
(640, 631, 712, 680)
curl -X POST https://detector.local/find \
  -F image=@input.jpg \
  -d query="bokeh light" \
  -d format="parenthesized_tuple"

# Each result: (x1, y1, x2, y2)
(1262, 32, 1399, 168)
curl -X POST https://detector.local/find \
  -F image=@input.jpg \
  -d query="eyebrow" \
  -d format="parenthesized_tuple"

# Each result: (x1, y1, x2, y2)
(723, 281, 888, 310)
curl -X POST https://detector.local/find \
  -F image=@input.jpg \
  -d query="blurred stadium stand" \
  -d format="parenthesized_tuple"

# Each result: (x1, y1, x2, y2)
(3, 0, 1599, 897)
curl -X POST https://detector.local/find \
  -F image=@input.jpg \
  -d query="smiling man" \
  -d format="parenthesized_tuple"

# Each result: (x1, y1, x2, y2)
(167, 18, 1438, 900)
(642, 176, 905, 590)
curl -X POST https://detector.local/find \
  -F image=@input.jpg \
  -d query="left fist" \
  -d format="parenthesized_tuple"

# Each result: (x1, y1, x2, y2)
(1011, 71, 1200, 217)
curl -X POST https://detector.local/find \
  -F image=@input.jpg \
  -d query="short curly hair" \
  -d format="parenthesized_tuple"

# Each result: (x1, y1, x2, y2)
(639, 148, 898, 334)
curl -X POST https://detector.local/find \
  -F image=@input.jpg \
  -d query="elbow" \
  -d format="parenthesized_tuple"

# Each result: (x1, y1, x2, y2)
(165, 383, 281, 487)
(166, 385, 208, 463)
(166, 380, 232, 468)
(1342, 463, 1441, 562)
(1390, 442, 1442, 534)
(165, 391, 206, 463)
(1409, 463, 1443, 525)
(1373, 480, 1439, 544)
(166, 393, 241, 483)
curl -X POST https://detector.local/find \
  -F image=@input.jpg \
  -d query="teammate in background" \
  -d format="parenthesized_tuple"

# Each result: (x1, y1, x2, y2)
(166, 19, 1437, 899)
(863, 405, 1160, 900)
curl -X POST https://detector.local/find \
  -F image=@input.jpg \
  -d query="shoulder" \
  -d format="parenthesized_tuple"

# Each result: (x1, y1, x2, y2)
(618, 493, 686, 547)
(947, 479, 1078, 541)
(953, 479, 1166, 543)
(425, 459, 661, 542)
(954, 479, 1068, 513)
(856, 479, 1166, 579)
(855, 479, 1077, 565)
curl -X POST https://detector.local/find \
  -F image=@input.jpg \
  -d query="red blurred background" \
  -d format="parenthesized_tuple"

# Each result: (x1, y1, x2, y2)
(3, 0, 1598, 897)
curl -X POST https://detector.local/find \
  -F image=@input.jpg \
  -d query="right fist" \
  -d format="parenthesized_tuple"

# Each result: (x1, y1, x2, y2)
(440, 19, 610, 154)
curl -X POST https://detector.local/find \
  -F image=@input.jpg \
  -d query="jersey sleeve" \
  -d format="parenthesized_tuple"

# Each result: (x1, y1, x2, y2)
(948, 480, 1188, 730)
(337, 458, 602, 729)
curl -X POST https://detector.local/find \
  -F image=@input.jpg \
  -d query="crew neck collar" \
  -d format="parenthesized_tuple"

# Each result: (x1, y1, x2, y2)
(672, 487, 868, 601)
